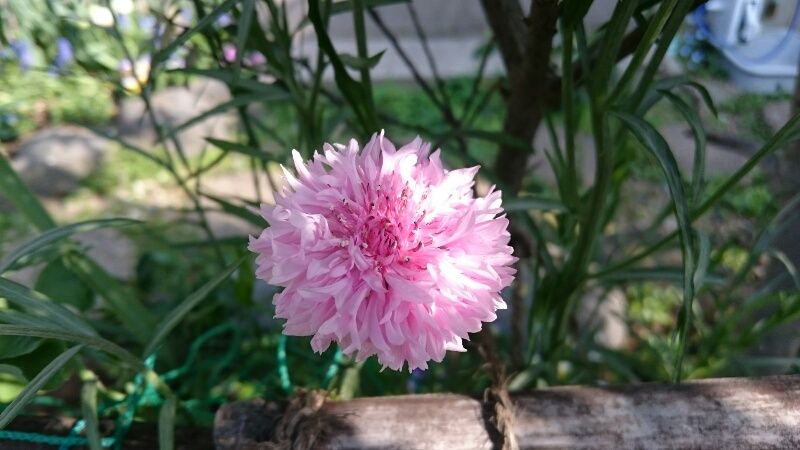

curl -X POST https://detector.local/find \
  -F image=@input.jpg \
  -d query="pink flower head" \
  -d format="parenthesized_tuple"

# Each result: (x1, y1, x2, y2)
(249, 133, 516, 371)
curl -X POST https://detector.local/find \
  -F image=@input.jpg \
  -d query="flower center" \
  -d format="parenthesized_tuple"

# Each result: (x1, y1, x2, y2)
(360, 215, 400, 260)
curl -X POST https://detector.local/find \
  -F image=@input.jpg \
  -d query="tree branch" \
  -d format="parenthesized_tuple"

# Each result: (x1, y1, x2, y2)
(493, 0, 560, 193)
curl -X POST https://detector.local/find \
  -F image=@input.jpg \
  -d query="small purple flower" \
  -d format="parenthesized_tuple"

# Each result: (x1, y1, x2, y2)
(178, 8, 194, 27)
(222, 43, 237, 64)
(244, 51, 266, 67)
(406, 368, 426, 393)
(117, 14, 130, 29)
(138, 15, 157, 31)
(10, 40, 34, 71)
(54, 37, 73, 70)
(216, 13, 234, 28)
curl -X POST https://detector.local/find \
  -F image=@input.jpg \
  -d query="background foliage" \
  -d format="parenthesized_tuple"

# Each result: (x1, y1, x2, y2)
(0, 0, 799, 448)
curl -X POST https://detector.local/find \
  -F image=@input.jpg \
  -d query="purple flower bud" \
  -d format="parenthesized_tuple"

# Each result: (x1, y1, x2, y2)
(138, 15, 157, 31)
(54, 37, 73, 70)
(406, 368, 425, 393)
(10, 40, 33, 71)
(216, 13, 233, 28)
(117, 14, 130, 29)
(222, 43, 237, 64)
(178, 8, 194, 26)
(244, 51, 266, 67)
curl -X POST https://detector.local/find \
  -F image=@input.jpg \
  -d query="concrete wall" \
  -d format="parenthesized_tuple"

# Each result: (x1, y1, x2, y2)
(289, 0, 618, 80)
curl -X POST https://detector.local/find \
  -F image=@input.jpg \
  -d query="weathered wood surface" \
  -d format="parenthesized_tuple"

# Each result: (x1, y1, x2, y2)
(214, 375, 800, 449)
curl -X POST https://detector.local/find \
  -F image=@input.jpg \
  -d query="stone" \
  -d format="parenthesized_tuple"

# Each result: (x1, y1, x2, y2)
(116, 79, 234, 156)
(74, 228, 137, 280)
(762, 100, 792, 132)
(10, 125, 108, 197)
(577, 288, 629, 350)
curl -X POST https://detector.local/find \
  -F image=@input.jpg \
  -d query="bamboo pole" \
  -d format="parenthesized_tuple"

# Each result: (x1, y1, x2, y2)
(214, 375, 800, 449)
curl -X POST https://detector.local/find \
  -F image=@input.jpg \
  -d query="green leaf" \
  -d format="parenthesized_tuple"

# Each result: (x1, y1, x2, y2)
(202, 193, 263, 227)
(459, 129, 532, 152)
(81, 373, 102, 450)
(734, 192, 800, 287)
(561, 0, 594, 28)
(0, 344, 82, 429)
(166, 94, 266, 141)
(659, 90, 707, 206)
(591, 0, 638, 95)
(591, 110, 800, 279)
(63, 253, 156, 344)
(233, 0, 256, 83)
(611, 109, 695, 382)
(0, 336, 41, 360)
(329, 0, 409, 15)
(0, 218, 140, 274)
(308, 0, 380, 135)
(0, 325, 143, 370)
(143, 254, 247, 357)
(0, 277, 95, 337)
(0, 153, 56, 231)
(152, 0, 240, 66)
(339, 50, 386, 70)
(610, 0, 679, 102)
(3, 341, 67, 390)
(35, 259, 94, 311)
(174, 68, 289, 97)
(205, 137, 275, 163)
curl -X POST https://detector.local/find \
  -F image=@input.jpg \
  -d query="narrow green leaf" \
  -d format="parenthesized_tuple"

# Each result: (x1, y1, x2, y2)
(591, 109, 800, 279)
(308, 0, 380, 134)
(339, 50, 386, 70)
(0, 345, 82, 429)
(684, 80, 718, 118)
(0, 218, 140, 274)
(659, 90, 707, 206)
(733, 192, 800, 288)
(202, 193, 263, 227)
(143, 254, 247, 357)
(562, 0, 594, 27)
(459, 129, 532, 152)
(205, 137, 275, 163)
(152, 0, 239, 65)
(611, 109, 695, 382)
(158, 395, 177, 450)
(63, 254, 156, 344)
(233, 0, 256, 83)
(0, 325, 143, 370)
(610, 0, 679, 102)
(772, 250, 800, 290)
(81, 374, 102, 450)
(174, 68, 289, 97)
(0, 277, 95, 336)
(35, 259, 94, 311)
(0, 309, 67, 329)
(0, 153, 56, 231)
(0, 336, 41, 359)
(591, 0, 638, 95)
(166, 94, 265, 141)
(628, 0, 698, 110)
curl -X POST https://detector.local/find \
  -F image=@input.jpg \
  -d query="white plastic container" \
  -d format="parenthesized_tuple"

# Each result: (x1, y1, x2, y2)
(719, 27, 800, 93)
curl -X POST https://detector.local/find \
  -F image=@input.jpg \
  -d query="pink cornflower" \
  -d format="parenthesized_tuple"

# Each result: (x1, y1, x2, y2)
(249, 133, 516, 371)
